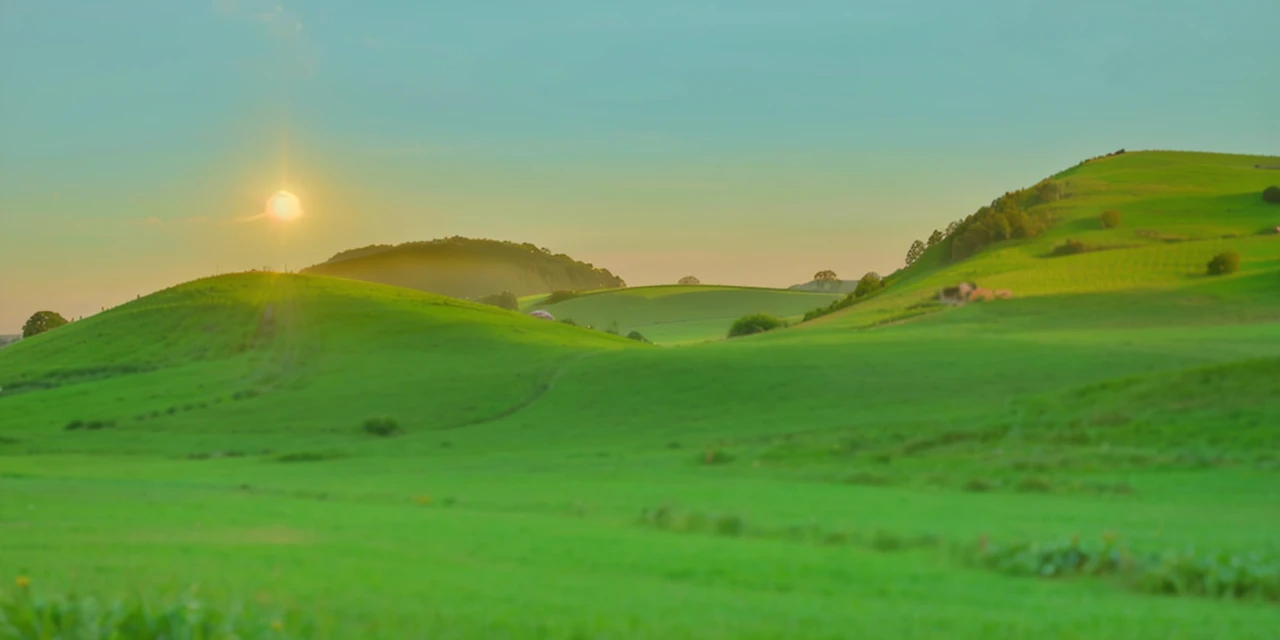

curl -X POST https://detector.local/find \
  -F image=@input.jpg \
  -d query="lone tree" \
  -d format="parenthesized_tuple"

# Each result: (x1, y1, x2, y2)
(678, 276, 701, 285)
(22, 310, 68, 338)
(1206, 251, 1240, 276)
(905, 240, 927, 266)
(1263, 186, 1280, 204)
(927, 229, 944, 247)
(853, 272, 884, 298)
(1100, 210, 1122, 229)
(813, 270, 839, 289)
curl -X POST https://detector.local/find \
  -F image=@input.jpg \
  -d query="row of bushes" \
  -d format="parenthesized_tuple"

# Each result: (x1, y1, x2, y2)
(1, 583, 316, 639)
(966, 535, 1280, 602)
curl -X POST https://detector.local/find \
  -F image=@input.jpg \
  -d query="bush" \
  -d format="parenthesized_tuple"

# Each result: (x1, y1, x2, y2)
(1206, 251, 1240, 276)
(677, 276, 701, 285)
(626, 330, 650, 343)
(727, 313, 783, 338)
(559, 318, 578, 326)
(478, 290, 519, 311)
(1263, 186, 1280, 204)
(1052, 239, 1088, 256)
(362, 416, 401, 437)
(1100, 210, 1122, 228)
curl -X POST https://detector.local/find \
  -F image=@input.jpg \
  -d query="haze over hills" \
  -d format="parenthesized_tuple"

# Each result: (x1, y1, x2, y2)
(300, 236, 626, 302)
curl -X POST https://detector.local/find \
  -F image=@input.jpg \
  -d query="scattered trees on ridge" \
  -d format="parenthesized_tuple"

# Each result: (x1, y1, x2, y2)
(905, 240, 927, 266)
(22, 311, 68, 338)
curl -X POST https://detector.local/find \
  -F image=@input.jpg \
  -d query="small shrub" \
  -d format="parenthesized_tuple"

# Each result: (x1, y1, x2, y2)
(1206, 251, 1240, 276)
(1100, 210, 1122, 228)
(478, 290, 519, 311)
(713, 514, 746, 537)
(700, 449, 735, 465)
(64, 420, 84, 431)
(1263, 185, 1280, 204)
(963, 478, 994, 493)
(559, 318, 578, 327)
(727, 313, 783, 338)
(625, 330, 650, 343)
(1015, 476, 1055, 493)
(1052, 239, 1089, 256)
(362, 416, 401, 437)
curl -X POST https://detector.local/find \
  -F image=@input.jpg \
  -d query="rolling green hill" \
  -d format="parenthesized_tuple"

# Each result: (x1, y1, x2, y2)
(529, 285, 843, 344)
(301, 236, 626, 302)
(3, 150, 1280, 639)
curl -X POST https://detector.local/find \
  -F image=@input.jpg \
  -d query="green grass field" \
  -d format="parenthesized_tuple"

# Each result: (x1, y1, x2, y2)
(3, 150, 1280, 639)
(528, 285, 843, 345)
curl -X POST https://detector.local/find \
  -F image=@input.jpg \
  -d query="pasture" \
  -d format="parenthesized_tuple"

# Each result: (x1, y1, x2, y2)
(2, 150, 1280, 639)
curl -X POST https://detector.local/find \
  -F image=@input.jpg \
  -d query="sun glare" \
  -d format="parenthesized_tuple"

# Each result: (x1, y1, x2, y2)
(265, 190, 303, 223)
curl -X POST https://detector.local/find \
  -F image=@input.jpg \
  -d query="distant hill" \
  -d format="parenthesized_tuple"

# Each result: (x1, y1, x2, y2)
(0, 335, 19, 349)
(788, 280, 858, 294)
(301, 237, 626, 301)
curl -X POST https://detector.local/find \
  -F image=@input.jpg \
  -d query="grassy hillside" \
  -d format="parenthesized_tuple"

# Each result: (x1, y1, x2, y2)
(804, 150, 1280, 330)
(301, 236, 626, 302)
(530, 285, 843, 344)
(3, 151, 1280, 639)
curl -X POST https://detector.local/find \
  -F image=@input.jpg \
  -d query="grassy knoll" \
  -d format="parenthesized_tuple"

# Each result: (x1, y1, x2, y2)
(3, 150, 1280, 638)
(529, 285, 842, 344)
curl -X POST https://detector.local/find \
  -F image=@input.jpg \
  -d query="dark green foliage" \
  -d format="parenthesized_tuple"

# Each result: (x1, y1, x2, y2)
(727, 313, 783, 338)
(905, 240, 926, 266)
(559, 318, 578, 326)
(969, 535, 1280, 603)
(677, 276, 701, 285)
(545, 290, 581, 304)
(64, 420, 114, 431)
(713, 514, 746, 537)
(1052, 239, 1089, 256)
(21, 311, 68, 338)
(626, 330, 650, 343)
(802, 293, 856, 322)
(478, 290, 519, 311)
(1206, 251, 1241, 276)
(1262, 186, 1280, 203)
(927, 229, 944, 247)
(363, 417, 401, 437)
(304, 236, 626, 299)
(1015, 476, 1055, 493)
(1100, 210, 1122, 228)
(1034, 180, 1063, 204)
(853, 272, 884, 298)
(948, 187, 1051, 261)
(0, 586, 317, 638)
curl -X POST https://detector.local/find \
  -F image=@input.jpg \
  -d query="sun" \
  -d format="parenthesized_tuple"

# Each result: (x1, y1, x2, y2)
(265, 190, 303, 223)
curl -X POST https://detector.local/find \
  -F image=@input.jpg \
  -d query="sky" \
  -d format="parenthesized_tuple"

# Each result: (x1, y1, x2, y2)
(1, 0, 1277, 333)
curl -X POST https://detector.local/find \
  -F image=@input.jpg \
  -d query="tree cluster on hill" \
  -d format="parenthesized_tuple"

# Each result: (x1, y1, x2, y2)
(801, 272, 885, 322)
(728, 313, 784, 338)
(898, 178, 1063, 267)
(22, 311, 68, 338)
(302, 236, 625, 300)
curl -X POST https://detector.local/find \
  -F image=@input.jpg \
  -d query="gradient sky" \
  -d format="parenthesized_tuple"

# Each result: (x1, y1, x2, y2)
(2, 0, 1277, 333)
